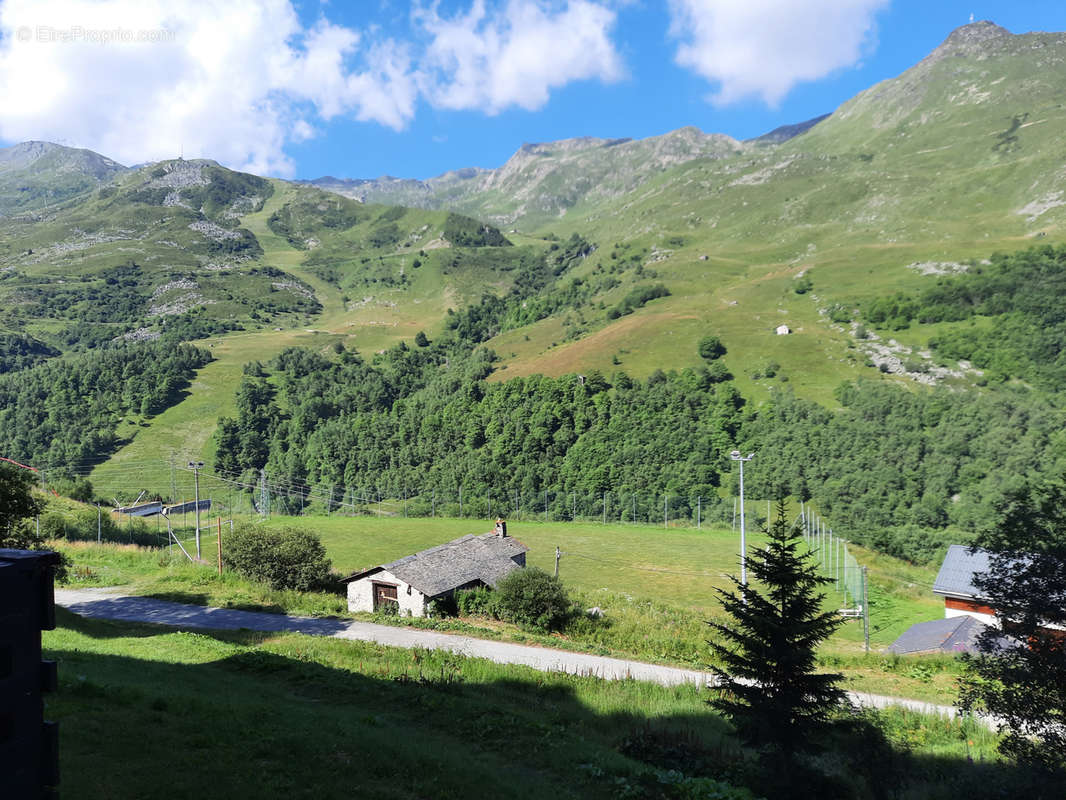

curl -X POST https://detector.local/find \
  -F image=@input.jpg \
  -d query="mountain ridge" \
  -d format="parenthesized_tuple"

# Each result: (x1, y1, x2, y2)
(0, 140, 129, 215)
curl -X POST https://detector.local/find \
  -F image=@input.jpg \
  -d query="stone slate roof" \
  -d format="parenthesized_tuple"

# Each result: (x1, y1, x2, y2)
(344, 532, 528, 598)
(933, 545, 992, 599)
(886, 615, 989, 655)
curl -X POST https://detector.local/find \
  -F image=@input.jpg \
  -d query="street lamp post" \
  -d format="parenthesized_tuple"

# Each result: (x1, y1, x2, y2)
(730, 450, 755, 590)
(188, 461, 204, 559)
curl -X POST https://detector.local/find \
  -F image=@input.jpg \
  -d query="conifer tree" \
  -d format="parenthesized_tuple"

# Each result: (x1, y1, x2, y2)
(707, 499, 845, 757)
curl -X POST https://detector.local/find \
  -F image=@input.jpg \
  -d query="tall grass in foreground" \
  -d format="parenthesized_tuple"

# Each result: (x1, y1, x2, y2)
(43, 610, 1035, 800)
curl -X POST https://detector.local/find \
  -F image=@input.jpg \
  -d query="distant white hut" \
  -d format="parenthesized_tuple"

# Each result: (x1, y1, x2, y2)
(775, 324, 791, 335)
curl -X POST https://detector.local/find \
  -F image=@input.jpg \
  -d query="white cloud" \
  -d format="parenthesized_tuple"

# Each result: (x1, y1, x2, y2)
(0, 0, 422, 175)
(668, 0, 888, 107)
(415, 0, 623, 113)
(0, 0, 622, 174)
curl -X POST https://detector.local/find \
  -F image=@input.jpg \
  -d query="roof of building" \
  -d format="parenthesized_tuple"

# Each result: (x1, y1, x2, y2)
(933, 544, 993, 599)
(886, 615, 996, 655)
(343, 531, 529, 598)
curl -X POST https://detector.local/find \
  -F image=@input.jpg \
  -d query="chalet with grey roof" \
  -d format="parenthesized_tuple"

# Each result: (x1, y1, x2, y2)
(886, 545, 999, 655)
(933, 545, 996, 625)
(889, 544, 1061, 654)
(342, 520, 528, 616)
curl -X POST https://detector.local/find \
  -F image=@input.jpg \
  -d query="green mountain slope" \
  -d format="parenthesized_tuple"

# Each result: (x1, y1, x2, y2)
(0, 158, 321, 351)
(0, 140, 128, 215)
(452, 21, 1066, 398)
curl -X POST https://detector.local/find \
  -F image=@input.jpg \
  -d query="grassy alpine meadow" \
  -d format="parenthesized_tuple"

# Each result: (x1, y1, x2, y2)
(42, 607, 1012, 800)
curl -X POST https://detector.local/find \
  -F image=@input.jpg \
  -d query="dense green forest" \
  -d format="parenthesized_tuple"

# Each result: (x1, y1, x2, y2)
(740, 381, 1063, 562)
(216, 335, 1064, 563)
(862, 244, 1066, 389)
(215, 344, 744, 520)
(0, 341, 211, 470)
(0, 332, 60, 373)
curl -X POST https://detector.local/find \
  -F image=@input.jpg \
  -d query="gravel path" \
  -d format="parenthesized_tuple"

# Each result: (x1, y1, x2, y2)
(54, 588, 986, 725)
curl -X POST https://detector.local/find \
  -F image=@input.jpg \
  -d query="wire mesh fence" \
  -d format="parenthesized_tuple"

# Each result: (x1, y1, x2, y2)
(800, 507, 870, 650)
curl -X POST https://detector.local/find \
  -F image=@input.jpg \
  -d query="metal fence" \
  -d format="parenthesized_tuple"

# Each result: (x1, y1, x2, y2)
(801, 507, 870, 651)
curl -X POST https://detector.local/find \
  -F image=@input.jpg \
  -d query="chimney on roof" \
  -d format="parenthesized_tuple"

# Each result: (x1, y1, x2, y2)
(495, 517, 507, 538)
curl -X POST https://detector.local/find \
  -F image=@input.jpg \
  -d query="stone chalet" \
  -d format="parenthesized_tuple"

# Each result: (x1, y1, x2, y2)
(341, 521, 528, 617)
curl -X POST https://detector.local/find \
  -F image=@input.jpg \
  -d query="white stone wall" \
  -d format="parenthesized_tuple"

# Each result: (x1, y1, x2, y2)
(347, 570, 428, 617)
(945, 606, 997, 626)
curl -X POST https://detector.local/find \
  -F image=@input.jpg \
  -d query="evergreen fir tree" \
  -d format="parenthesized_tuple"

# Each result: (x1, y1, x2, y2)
(707, 499, 845, 757)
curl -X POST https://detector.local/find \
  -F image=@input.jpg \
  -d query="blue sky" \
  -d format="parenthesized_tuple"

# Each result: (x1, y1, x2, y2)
(0, 1, 1063, 179)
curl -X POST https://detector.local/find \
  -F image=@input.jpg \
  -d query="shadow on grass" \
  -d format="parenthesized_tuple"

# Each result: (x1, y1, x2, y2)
(56, 594, 350, 637)
(45, 611, 1066, 800)
(45, 625, 737, 799)
(141, 590, 288, 615)
(53, 608, 271, 646)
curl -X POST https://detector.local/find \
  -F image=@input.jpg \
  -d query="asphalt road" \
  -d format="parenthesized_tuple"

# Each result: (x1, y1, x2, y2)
(54, 587, 984, 725)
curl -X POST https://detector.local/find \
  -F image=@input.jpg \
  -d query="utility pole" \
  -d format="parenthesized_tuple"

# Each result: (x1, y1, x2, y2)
(697, 496, 701, 530)
(96, 505, 101, 544)
(602, 492, 606, 525)
(663, 494, 667, 529)
(730, 450, 755, 591)
(554, 546, 561, 579)
(259, 469, 268, 518)
(189, 461, 204, 559)
(217, 517, 223, 576)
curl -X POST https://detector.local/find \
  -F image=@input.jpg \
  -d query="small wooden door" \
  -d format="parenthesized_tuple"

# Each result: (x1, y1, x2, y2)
(373, 582, 398, 611)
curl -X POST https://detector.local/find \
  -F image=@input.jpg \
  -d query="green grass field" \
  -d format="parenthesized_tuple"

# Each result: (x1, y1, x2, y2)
(43, 607, 1013, 800)
(42, 610, 740, 799)
(259, 514, 943, 643)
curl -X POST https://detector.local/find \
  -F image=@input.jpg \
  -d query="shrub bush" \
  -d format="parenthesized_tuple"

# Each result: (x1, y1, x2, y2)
(494, 567, 571, 632)
(455, 585, 497, 617)
(697, 334, 726, 361)
(226, 523, 332, 591)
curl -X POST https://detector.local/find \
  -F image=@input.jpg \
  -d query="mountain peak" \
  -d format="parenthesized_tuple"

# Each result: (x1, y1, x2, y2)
(926, 21, 1012, 63)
